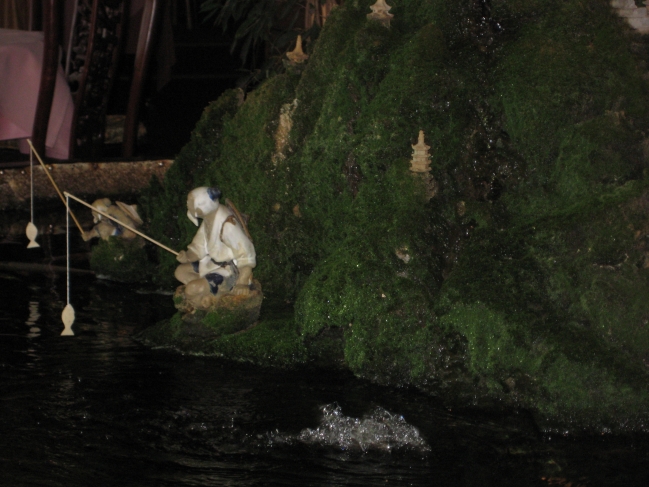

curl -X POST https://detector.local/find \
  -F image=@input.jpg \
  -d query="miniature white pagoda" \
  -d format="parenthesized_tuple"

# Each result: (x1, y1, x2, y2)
(410, 130, 431, 173)
(367, 0, 394, 28)
(410, 130, 438, 200)
(286, 35, 309, 64)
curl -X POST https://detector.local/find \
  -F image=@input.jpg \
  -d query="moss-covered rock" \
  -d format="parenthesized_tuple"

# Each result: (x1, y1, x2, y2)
(89, 237, 153, 282)
(136, 0, 649, 433)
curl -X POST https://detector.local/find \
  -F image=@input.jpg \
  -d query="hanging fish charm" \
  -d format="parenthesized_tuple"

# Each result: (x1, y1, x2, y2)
(26, 221, 40, 248)
(61, 193, 76, 337)
(61, 303, 75, 336)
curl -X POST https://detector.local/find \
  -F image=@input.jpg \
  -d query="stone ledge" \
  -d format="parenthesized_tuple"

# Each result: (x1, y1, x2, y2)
(0, 159, 172, 209)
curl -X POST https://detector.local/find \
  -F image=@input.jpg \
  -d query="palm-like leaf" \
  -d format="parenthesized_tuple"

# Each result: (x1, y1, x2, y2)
(200, 0, 316, 64)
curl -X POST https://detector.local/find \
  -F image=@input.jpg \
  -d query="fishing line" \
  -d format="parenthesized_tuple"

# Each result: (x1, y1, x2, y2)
(66, 196, 70, 306)
(26, 142, 40, 248)
(30, 148, 33, 224)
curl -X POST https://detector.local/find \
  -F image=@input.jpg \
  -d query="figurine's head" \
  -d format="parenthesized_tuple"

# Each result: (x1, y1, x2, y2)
(90, 198, 112, 223)
(186, 187, 221, 226)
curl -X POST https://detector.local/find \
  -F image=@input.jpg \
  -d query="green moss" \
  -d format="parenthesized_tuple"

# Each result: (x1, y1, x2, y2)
(529, 196, 649, 362)
(199, 305, 257, 335)
(89, 238, 153, 282)
(496, 0, 648, 198)
(138, 313, 185, 346)
(438, 304, 536, 377)
(131, 0, 649, 431)
(207, 313, 307, 367)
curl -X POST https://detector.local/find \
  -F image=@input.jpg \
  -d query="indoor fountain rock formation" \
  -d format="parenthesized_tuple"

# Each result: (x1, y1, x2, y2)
(135, 0, 649, 433)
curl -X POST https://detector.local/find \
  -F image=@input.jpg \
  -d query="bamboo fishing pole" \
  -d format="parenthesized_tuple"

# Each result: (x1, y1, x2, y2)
(26, 139, 85, 235)
(64, 192, 179, 256)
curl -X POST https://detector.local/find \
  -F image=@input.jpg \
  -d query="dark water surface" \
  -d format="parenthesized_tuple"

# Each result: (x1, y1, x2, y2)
(1, 238, 649, 486)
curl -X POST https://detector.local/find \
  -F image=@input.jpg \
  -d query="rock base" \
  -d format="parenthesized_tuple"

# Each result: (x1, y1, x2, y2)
(174, 279, 263, 335)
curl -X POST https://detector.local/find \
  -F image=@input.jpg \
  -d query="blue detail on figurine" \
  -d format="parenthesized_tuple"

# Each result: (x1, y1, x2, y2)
(207, 187, 222, 201)
(205, 273, 224, 294)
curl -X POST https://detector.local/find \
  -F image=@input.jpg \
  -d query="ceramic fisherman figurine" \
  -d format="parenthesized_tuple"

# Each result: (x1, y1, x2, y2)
(83, 198, 143, 241)
(175, 187, 256, 309)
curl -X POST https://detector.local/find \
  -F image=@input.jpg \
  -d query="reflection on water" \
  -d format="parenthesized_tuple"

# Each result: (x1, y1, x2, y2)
(25, 301, 40, 338)
(1, 244, 649, 486)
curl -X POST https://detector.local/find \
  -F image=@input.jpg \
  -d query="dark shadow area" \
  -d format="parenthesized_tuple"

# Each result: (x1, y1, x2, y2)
(106, 22, 243, 160)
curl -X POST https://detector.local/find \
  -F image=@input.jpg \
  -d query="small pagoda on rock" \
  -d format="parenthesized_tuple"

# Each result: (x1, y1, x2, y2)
(410, 130, 438, 200)
(367, 0, 394, 28)
(410, 130, 431, 173)
(286, 35, 309, 64)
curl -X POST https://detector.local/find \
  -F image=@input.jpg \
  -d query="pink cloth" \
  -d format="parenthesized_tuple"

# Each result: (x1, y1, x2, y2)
(0, 28, 74, 159)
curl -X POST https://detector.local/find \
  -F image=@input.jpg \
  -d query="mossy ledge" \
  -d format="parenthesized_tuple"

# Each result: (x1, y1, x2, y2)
(90, 237, 153, 283)
(134, 0, 649, 433)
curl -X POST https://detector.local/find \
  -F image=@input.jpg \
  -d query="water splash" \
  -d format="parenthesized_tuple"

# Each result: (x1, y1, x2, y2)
(270, 403, 430, 453)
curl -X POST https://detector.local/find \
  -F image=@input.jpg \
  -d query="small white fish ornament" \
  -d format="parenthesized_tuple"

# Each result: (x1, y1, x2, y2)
(61, 304, 75, 336)
(61, 194, 75, 337)
(26, 221, 40, 248)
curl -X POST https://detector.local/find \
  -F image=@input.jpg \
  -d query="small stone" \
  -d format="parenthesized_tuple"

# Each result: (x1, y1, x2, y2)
(395, 247, 411, 263)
